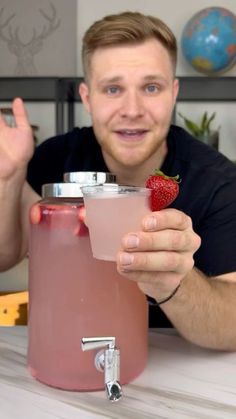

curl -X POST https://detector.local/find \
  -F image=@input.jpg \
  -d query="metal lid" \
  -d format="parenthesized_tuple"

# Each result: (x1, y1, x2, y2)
(42, 183, 83, 198)
(63, 171, 116, 185)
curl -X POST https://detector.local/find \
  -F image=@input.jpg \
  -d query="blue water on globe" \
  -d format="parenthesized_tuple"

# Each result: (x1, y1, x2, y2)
(181, 7, 236, 74)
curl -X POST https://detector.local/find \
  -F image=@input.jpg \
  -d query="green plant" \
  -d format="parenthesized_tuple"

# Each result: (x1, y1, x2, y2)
(178, 111, 217, 137)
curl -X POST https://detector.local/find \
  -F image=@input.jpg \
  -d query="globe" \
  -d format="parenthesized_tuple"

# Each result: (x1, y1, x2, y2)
(181, 7, 236, 75)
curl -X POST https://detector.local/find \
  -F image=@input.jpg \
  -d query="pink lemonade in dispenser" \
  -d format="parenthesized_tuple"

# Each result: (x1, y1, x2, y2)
(27, 179, 148, 392)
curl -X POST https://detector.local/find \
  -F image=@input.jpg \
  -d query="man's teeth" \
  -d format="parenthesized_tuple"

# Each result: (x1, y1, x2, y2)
(122, 130, 144, 135)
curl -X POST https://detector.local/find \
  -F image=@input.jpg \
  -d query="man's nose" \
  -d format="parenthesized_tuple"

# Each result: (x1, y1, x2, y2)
(119, 91, 144, 118)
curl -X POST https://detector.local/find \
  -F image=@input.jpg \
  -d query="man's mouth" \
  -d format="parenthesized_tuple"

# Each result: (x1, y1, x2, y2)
(115, 129, 148, 140)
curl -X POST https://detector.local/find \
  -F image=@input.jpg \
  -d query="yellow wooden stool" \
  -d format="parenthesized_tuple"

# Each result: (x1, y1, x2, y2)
(0, 291, 28, 325)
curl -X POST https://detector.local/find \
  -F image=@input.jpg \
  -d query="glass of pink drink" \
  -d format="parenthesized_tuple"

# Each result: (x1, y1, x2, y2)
(28, 182, 148, 391)
(82, 185, 151, 261)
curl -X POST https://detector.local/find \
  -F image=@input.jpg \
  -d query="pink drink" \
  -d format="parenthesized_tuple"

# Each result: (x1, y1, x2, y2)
(82, 186, 151, 261)
(28, 195, 148, 391)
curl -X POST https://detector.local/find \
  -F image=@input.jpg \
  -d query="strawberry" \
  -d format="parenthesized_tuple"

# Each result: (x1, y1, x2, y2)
(146, 170, 180, 211)
(73, 222, 89, 237)
(74, 205, 89, 236)
(30, 204, 42, 224)
(77, 205, 86, 223)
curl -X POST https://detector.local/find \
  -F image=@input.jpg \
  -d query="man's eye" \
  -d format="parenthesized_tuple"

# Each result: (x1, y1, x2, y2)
(107, 86, 120, 95)
(145, 84, 159, 93)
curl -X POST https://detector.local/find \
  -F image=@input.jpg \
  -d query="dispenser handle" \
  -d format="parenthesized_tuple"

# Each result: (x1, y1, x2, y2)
(81, 336, 115, 351)
(81, 336, 122, 402)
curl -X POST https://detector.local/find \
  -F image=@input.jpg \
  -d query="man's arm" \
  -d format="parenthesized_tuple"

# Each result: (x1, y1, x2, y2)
(117, 208, 236, 351)
(0, 98, 39, 270)
(161, 269, 236, 351)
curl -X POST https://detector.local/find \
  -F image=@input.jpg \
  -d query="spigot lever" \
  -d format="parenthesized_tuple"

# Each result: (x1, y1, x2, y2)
(81, 336, 122, 402)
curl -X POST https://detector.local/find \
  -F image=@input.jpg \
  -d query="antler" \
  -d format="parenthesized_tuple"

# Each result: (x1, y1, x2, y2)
(0, 3, 61, 74)
(37, 2, 60, 41)
(0, 8, 15, 42)
(0, 4, 60, 46)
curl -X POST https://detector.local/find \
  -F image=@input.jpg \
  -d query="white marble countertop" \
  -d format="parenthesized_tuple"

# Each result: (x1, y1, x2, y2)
(1, 327, 236, 418)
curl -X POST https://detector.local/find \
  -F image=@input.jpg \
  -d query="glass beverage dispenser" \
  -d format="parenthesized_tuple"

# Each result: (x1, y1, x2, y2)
(27, 173, 148, 398)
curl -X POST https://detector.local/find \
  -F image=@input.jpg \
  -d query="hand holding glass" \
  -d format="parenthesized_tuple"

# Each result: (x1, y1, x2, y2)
(82, 185, 151, 261)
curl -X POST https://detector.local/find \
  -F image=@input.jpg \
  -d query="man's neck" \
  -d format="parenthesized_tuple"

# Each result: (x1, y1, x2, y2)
(103, 142, 168, 187)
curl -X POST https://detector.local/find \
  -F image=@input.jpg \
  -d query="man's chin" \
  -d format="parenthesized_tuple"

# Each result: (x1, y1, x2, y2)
(103, 147, 152, 169)
(115, 154, 147, 168)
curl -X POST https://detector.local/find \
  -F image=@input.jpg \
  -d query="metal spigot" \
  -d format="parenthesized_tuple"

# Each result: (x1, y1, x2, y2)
(81, 336, 122, 402)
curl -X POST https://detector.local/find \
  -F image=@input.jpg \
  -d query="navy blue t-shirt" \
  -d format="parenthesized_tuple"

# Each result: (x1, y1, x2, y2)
(27, 125, 236, 327)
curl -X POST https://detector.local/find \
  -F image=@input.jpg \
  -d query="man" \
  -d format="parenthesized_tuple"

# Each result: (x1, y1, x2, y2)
(0, 12, 236, 350)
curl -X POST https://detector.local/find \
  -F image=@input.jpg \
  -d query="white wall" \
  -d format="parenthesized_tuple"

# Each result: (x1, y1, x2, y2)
(76, 0, 236, 77)
(0, 259, 28, 292)
(1, 0, 236, 290)
(75, 0, 236, 159)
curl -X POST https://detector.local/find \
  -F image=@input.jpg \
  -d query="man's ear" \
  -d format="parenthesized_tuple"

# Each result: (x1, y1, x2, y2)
(173, 78, 179, 103)
(79, 82, 91, 114)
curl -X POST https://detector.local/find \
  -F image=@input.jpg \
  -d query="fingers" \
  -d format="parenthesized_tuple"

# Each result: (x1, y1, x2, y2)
(12, 98, 30, 130)
(121, 207, 201, 254)
(121, 229, 200, 253)
(116, 208, 201, 292)
(117, 249, 195, 276)
(142, 208, 192, 232)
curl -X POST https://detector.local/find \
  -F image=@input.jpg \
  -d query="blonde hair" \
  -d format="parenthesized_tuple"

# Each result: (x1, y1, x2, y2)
(82, 11, 177, 82)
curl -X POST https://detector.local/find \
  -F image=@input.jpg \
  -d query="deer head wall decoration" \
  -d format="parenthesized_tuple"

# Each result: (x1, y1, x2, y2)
(0, 2, 60, 75)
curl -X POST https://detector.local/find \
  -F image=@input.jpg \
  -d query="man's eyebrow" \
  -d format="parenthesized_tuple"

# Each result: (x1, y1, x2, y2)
(98, 76, 123, 86)
(142, 74, 167, 82)
(97, 74, 168, 86)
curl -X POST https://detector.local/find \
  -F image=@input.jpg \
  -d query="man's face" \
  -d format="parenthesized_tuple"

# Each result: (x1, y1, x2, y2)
(79, 38, 179, 169)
